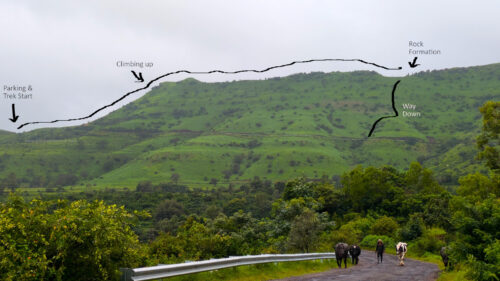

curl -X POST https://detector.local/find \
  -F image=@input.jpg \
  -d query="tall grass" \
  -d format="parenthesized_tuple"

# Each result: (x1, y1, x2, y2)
(162, 259, 340, 281)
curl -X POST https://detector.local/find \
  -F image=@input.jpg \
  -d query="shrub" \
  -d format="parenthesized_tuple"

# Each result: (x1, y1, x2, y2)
(136, 181, 153, 192)
(338, 217, 375, 243)
(287, 209, 321, 253)
(400, 214, 424, 241)
(282, 178, 314, 200)
(370, 216, 399, 237)
(55, 174, 79, 187)
(154, 199, 185, 221)
(149, 232, 184, 264)
(323, 229, 357, 246)
(412, 238, 445, 256)
(465, 254, 500, 281)
(0, 195, 147, 281)
(360, 235, 396, 249)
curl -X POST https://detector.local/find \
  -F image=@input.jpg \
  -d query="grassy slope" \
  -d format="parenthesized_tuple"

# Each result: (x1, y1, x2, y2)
(0, 130, 13, 136)
(163, 259, 341, 281)
(1, 64, 498, 189)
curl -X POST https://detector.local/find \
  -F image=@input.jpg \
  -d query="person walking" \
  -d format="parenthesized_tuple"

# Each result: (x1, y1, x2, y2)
(376, 239, 385, 264)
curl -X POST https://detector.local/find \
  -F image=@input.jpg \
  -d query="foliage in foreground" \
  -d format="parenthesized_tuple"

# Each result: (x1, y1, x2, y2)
(0, 197, 147, 281)
(0, 101, 498, 281)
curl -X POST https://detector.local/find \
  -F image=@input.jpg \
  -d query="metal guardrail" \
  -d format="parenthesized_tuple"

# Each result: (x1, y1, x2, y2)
(120, 253, 336, 281)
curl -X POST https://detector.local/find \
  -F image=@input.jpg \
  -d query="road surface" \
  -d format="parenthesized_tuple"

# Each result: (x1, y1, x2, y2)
(273, 250, 440, 281)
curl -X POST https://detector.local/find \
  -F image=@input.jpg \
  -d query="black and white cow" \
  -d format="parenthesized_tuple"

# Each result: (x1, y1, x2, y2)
(335, 242, 349, 268)
(396, 242, 408, 266)
(349, 244, 361, 265)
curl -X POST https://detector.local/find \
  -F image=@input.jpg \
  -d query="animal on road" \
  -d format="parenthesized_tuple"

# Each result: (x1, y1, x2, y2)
(396, 242, 408, 266)
(349, 244, 361, 265)
(440, 246, 449, 268)
(335, 243, 349, 268)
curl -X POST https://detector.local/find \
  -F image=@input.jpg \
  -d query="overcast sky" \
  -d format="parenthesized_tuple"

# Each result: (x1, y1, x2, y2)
(1, 0, 499, 132)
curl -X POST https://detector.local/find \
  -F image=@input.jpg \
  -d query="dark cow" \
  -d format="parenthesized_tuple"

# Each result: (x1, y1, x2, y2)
(335, 242, 349, 268)
(349, 244, 361, 265)
(440, 246, 449, 268)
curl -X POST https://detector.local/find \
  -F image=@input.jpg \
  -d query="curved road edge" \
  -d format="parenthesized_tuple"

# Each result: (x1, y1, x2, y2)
(272, 250, 440, 281)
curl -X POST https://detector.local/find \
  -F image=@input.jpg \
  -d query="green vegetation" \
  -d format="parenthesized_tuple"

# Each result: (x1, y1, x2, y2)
(0, 196, 147, 281)
(0, 65, 498, 280)
(163, 259, 339, 281)
(1, 64, 499, 190)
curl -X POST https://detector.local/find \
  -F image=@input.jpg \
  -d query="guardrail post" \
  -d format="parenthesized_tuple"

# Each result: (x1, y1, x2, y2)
(120, 267, 133, 281)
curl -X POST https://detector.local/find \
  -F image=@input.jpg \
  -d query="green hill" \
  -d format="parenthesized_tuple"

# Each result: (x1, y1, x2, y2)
(1, 63, 498, 190)
(0, 130, 13, 136)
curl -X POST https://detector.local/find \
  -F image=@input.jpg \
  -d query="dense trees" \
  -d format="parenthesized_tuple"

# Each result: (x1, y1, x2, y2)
(0, 196, 146, 281)
(154, 199, 185, 221)
(477, 101, 499, 172)
(2, 155, 498, 280)
(1, 172, 19, 190)
(370, 216, 399, 237)
(449, 194, 499, 280)
(441, 101, 500, 280)
(288, 209, 322, 253)
(54, 173, 78, 187)
(0, 100, 497, 280)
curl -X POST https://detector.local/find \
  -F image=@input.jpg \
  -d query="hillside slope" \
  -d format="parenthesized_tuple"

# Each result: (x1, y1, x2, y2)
(1, 63, 498, 189)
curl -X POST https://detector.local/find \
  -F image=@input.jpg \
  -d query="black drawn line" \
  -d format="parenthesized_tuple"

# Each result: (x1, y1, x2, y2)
(131, 71, 144, 82)
(17, 58, 402, 129)
(408, 57, 420, 68)
(9, 104, 19, 123)
(367, 80, 401, 137)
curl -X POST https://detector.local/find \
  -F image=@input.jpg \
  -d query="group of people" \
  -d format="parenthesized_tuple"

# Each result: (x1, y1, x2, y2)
(335, 239, 409, 268)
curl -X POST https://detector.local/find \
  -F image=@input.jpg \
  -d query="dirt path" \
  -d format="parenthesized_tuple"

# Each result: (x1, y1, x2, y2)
(272, 250, 440, 281)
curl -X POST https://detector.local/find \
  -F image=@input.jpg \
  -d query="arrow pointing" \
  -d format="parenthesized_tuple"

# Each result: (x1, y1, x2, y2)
(131, 70, 144, 82)
(9, 104, 19, 123)
(408, 57, 420, 68)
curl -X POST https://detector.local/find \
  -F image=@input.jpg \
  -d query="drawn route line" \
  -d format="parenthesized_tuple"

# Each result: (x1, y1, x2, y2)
(17, 58, 402, 130)
(367, 80, 401, 137)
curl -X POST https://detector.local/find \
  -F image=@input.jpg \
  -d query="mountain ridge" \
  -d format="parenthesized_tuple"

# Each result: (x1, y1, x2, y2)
(0, 63, 498, 190)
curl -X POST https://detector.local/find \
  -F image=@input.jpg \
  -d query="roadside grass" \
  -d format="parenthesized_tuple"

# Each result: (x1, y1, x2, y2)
(437, 271, 469, 281)
(161, 259, 344, 281)
(366, 247, 471, 281)
(437, 268, 470, 281)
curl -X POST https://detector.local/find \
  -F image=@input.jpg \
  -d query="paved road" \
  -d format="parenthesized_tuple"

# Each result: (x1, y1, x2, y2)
(273, 250, 440, 281)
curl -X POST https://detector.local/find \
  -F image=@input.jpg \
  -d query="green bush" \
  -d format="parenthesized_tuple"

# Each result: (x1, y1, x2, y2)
(465, 254, 500, 281)
(400, 214, 424, 241)
(370, 216, 399, 237)
(406, 227, 447, 256)
(411, 234, 446, 256)
(328, 217, 375, 245)
(342, 217, 374, 237)
(360, 235, 396, 249)
(325, 229, 357, 246)
(318, 225, 361, 249)
(0, 195, 147, 281)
